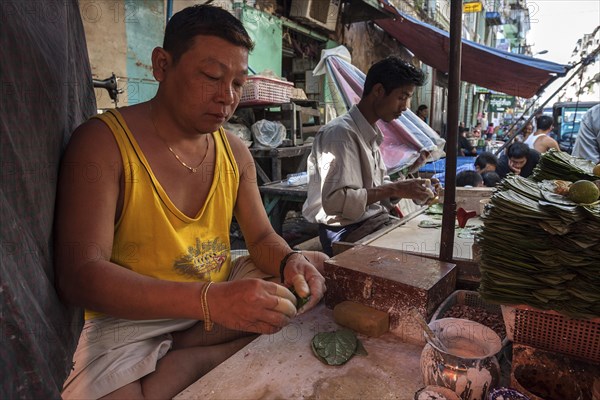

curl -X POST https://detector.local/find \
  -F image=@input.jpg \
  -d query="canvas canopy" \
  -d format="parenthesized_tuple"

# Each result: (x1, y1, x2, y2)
(376, 1, 569, 98)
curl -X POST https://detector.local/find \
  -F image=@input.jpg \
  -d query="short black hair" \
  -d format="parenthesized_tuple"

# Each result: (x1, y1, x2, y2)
(474, 152, 498, 170)
(363, 56, 426, 97)
(536, 115, 554, 131)
(163, 5, 254, 64)
(481, 171, 501, 187)
(507, 142, 530, 159)
(456, 170, 483, 187)
(417, 104, 428, 112)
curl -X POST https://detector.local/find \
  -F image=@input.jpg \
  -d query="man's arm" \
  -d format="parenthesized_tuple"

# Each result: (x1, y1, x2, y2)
(537, 136, 560, 153)
(572, 106, 600, 164)
(228, 133, 326, 311)
(495, 156, 510, 179)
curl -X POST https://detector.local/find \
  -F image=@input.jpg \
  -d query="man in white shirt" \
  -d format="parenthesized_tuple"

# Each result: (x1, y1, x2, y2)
(523, 115, 559, 153)
(303, 57, 437, 256)
(572, 104, 600, 164)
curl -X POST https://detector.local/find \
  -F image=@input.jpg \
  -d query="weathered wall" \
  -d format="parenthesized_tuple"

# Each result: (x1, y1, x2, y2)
(80, 0, 164, 109)
(337, 21, 414, 77)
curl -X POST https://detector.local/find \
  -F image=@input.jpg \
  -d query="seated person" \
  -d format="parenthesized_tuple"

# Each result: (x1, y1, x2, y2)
(523, 115, 559, 153)
(433, 151, 498, 187)
(56, 6, 328, 399)
(303, 57, 439, 256)
(496, 142, 541, 179)
(458, 128, 477, 156)
(481, 171, 502, 187)
(456, 170, 484, 187)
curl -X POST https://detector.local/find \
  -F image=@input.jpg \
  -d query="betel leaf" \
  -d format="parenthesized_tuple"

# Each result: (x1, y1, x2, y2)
(311, 329, 366, 366)
(425, 203, 444, 215)
(289, 287, 310, 310)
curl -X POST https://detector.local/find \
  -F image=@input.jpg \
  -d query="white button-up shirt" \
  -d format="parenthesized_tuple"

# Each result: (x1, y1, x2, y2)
(303, 105, 392, 226)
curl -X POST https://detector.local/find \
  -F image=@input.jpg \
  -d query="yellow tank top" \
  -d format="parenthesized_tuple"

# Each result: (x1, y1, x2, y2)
(85, 109, 239, 320)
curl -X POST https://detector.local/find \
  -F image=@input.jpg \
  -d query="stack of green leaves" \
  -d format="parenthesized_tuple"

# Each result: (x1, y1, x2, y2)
(477, 152, 600, 319)
(531, 149, 597, 182)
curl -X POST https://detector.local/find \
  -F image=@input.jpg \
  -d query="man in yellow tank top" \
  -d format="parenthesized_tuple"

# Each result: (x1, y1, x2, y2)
(54, 5, 327, 399)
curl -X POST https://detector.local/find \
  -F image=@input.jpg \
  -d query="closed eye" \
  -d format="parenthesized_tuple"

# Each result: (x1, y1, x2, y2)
(203, 72, 220, 81)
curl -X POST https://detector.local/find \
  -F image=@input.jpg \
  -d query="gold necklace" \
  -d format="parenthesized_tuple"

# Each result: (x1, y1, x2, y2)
(150, 103, 210, 173)
(165, 135, 209, 173)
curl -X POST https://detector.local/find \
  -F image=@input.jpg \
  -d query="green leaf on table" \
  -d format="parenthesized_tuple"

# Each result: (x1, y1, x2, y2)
(426, 203, 444, 215)
(418, 220, 442, 228)
(311, 329, 365, 366)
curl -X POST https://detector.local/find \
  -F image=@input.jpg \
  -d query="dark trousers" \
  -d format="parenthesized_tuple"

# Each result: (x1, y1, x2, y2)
(318, 222, 361, 257)
(318, 212, 391, 257)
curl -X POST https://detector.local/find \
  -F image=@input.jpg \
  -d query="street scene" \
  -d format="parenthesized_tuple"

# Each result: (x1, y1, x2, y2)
(2, 0, 599, 399)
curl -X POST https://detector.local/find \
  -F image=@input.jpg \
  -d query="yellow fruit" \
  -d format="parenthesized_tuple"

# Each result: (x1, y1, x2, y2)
(568, 180, 600, 204)
(593, 163, 600, 177)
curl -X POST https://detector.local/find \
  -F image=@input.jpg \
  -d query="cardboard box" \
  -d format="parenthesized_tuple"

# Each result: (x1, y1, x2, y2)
(324, 245, 457, 344)
(440, 187, 493, 215)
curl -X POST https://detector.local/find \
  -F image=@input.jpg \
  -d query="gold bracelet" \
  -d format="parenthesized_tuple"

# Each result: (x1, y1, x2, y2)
(201, 281, 214, 332)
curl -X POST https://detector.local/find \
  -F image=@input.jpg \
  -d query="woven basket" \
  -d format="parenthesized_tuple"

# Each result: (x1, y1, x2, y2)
(511, 305, 600, 364)
(239, 76, 293, 106)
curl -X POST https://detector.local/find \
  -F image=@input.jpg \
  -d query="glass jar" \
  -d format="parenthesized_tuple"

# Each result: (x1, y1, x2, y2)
(420, 318, 502, 400)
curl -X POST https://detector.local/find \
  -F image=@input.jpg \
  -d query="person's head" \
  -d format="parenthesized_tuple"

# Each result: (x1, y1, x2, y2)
(152, 5, 255, 133)
(417, 104, 428, 120)
(474, 152, 498, 173)
(536, 115, 554, 131)
(361, 57, 426, 123)
(506, 142, 531, 172)
(522, 122, 534, 136)
(162, 5, 254, 65)
(481, 171, 502, 187)
(456, 170, 484, 187)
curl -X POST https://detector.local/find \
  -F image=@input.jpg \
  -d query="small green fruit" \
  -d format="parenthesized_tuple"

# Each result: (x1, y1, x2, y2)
(568, 180, 600, 204)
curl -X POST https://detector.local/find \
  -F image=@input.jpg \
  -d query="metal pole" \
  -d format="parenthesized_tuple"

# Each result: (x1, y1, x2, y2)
(439, 0, 462, 262)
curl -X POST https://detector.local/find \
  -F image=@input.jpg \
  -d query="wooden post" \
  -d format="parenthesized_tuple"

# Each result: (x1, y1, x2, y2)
(439, 0, 462, 262)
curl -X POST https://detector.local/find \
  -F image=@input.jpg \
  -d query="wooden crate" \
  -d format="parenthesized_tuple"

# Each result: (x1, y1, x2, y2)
(323, 245, 456, 344)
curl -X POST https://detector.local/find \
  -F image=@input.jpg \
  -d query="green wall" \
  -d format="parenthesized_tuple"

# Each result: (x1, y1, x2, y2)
(241, 6, 282, 76)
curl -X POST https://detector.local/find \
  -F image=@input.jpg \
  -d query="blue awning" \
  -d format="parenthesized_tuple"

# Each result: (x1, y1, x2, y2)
(376, 1, 570, 98)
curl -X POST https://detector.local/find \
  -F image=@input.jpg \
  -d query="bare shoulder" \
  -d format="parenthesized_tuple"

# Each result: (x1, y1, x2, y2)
(64, 115, 121, 169)
(224, 129, 253, 166)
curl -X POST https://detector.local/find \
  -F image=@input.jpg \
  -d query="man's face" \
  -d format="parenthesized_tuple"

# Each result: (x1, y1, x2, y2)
(523, 124, 533, 135)
(509, 156, 527, 174)
(375, 84, 415, 123)
(159, 35, 249, 134)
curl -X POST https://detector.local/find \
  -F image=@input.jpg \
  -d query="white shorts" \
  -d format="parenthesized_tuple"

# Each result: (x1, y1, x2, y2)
(62, 254, 268, 399)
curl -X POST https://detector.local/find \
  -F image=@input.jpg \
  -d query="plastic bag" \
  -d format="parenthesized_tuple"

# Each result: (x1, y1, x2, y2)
(251, 119, 286, 148)
(223, 122, 252, 147)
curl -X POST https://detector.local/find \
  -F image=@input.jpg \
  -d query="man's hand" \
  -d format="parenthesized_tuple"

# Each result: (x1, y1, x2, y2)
(280, 253, 326, 314)
(209, 279, 299, 335)
(387, 178, 437, 204)
(508, 160, 522, 175)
